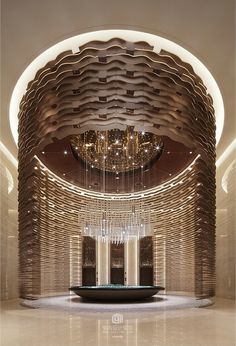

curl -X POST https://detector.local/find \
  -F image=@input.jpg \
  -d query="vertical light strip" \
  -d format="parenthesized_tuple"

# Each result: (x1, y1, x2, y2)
(216, 138, 236, 168)
(0, 141, 18, 167)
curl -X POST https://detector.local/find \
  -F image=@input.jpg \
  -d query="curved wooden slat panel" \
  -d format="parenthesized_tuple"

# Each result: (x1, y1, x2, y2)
(18, 39, 215, 299)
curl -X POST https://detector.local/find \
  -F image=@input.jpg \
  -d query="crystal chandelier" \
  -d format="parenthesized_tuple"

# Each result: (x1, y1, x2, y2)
(82, 205, 152, 244)
(75, 126, 158, 243)
(71, 126, 163, 173)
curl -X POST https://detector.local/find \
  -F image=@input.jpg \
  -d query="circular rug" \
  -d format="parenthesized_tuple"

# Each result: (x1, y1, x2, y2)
(21, 294, 213, 314)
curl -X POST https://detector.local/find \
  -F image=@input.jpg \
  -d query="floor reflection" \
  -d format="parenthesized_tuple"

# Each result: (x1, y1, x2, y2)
(1, 298, 235, 346)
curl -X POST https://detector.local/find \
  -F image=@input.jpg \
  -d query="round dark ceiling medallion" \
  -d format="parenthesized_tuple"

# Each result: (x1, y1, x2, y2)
(70, 127, 164, 172)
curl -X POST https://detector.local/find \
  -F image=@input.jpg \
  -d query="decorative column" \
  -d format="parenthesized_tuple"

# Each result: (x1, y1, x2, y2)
(124, 236, 139, 285)
(96, 238, 110, 285)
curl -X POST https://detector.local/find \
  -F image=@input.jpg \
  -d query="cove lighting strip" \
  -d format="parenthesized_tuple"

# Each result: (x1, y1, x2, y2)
(36, 154, 200, 201)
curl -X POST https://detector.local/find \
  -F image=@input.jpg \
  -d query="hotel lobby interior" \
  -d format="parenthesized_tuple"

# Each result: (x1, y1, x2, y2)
(0, 0, 235, 345)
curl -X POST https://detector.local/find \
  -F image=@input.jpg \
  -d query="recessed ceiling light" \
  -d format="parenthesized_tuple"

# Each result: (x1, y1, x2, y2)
(64, 150, 68, 155)
(91, 165, 94, 168)
(167, 151, 170, 154)
(42, 151, 45, 154)
(189, 151, 193, 154)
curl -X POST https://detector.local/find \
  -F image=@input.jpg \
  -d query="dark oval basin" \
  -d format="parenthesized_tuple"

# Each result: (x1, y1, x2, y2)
(69, 285, 165, 301)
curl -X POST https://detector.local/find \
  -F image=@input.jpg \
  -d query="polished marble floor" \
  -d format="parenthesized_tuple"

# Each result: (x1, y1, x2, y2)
(1, 297, 235, 346)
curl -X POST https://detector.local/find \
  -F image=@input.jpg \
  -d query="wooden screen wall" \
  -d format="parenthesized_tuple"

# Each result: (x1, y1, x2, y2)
(82, 236, 96, 286)
(110, 243, 124, 284)
(140, 236, 153, 285)
(18, 38, 216, 299)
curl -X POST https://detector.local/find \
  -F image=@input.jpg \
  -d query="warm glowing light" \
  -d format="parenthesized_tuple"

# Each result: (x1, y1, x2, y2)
(0, 141, 17, 167)
(34, 154, 200, 201)
(5, 167, 14, 194)
(64, 150, 68, 155)
(216, 138, 236, 168)
(221, 159, 236, 193)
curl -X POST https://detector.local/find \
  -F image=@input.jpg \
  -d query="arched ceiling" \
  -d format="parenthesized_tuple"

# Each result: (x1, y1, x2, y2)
(17, 37, 214, 192)
(1, 0, 235, 166)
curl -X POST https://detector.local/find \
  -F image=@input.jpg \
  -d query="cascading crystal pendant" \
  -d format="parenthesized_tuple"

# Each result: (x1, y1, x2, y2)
(74, 126, 158, 243)
(81, 204, 152, 244)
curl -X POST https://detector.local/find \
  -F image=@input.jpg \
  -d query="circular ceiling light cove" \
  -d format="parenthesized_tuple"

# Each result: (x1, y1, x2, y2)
(10, 29, 224, 147)
(36, 154, 200, 200)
